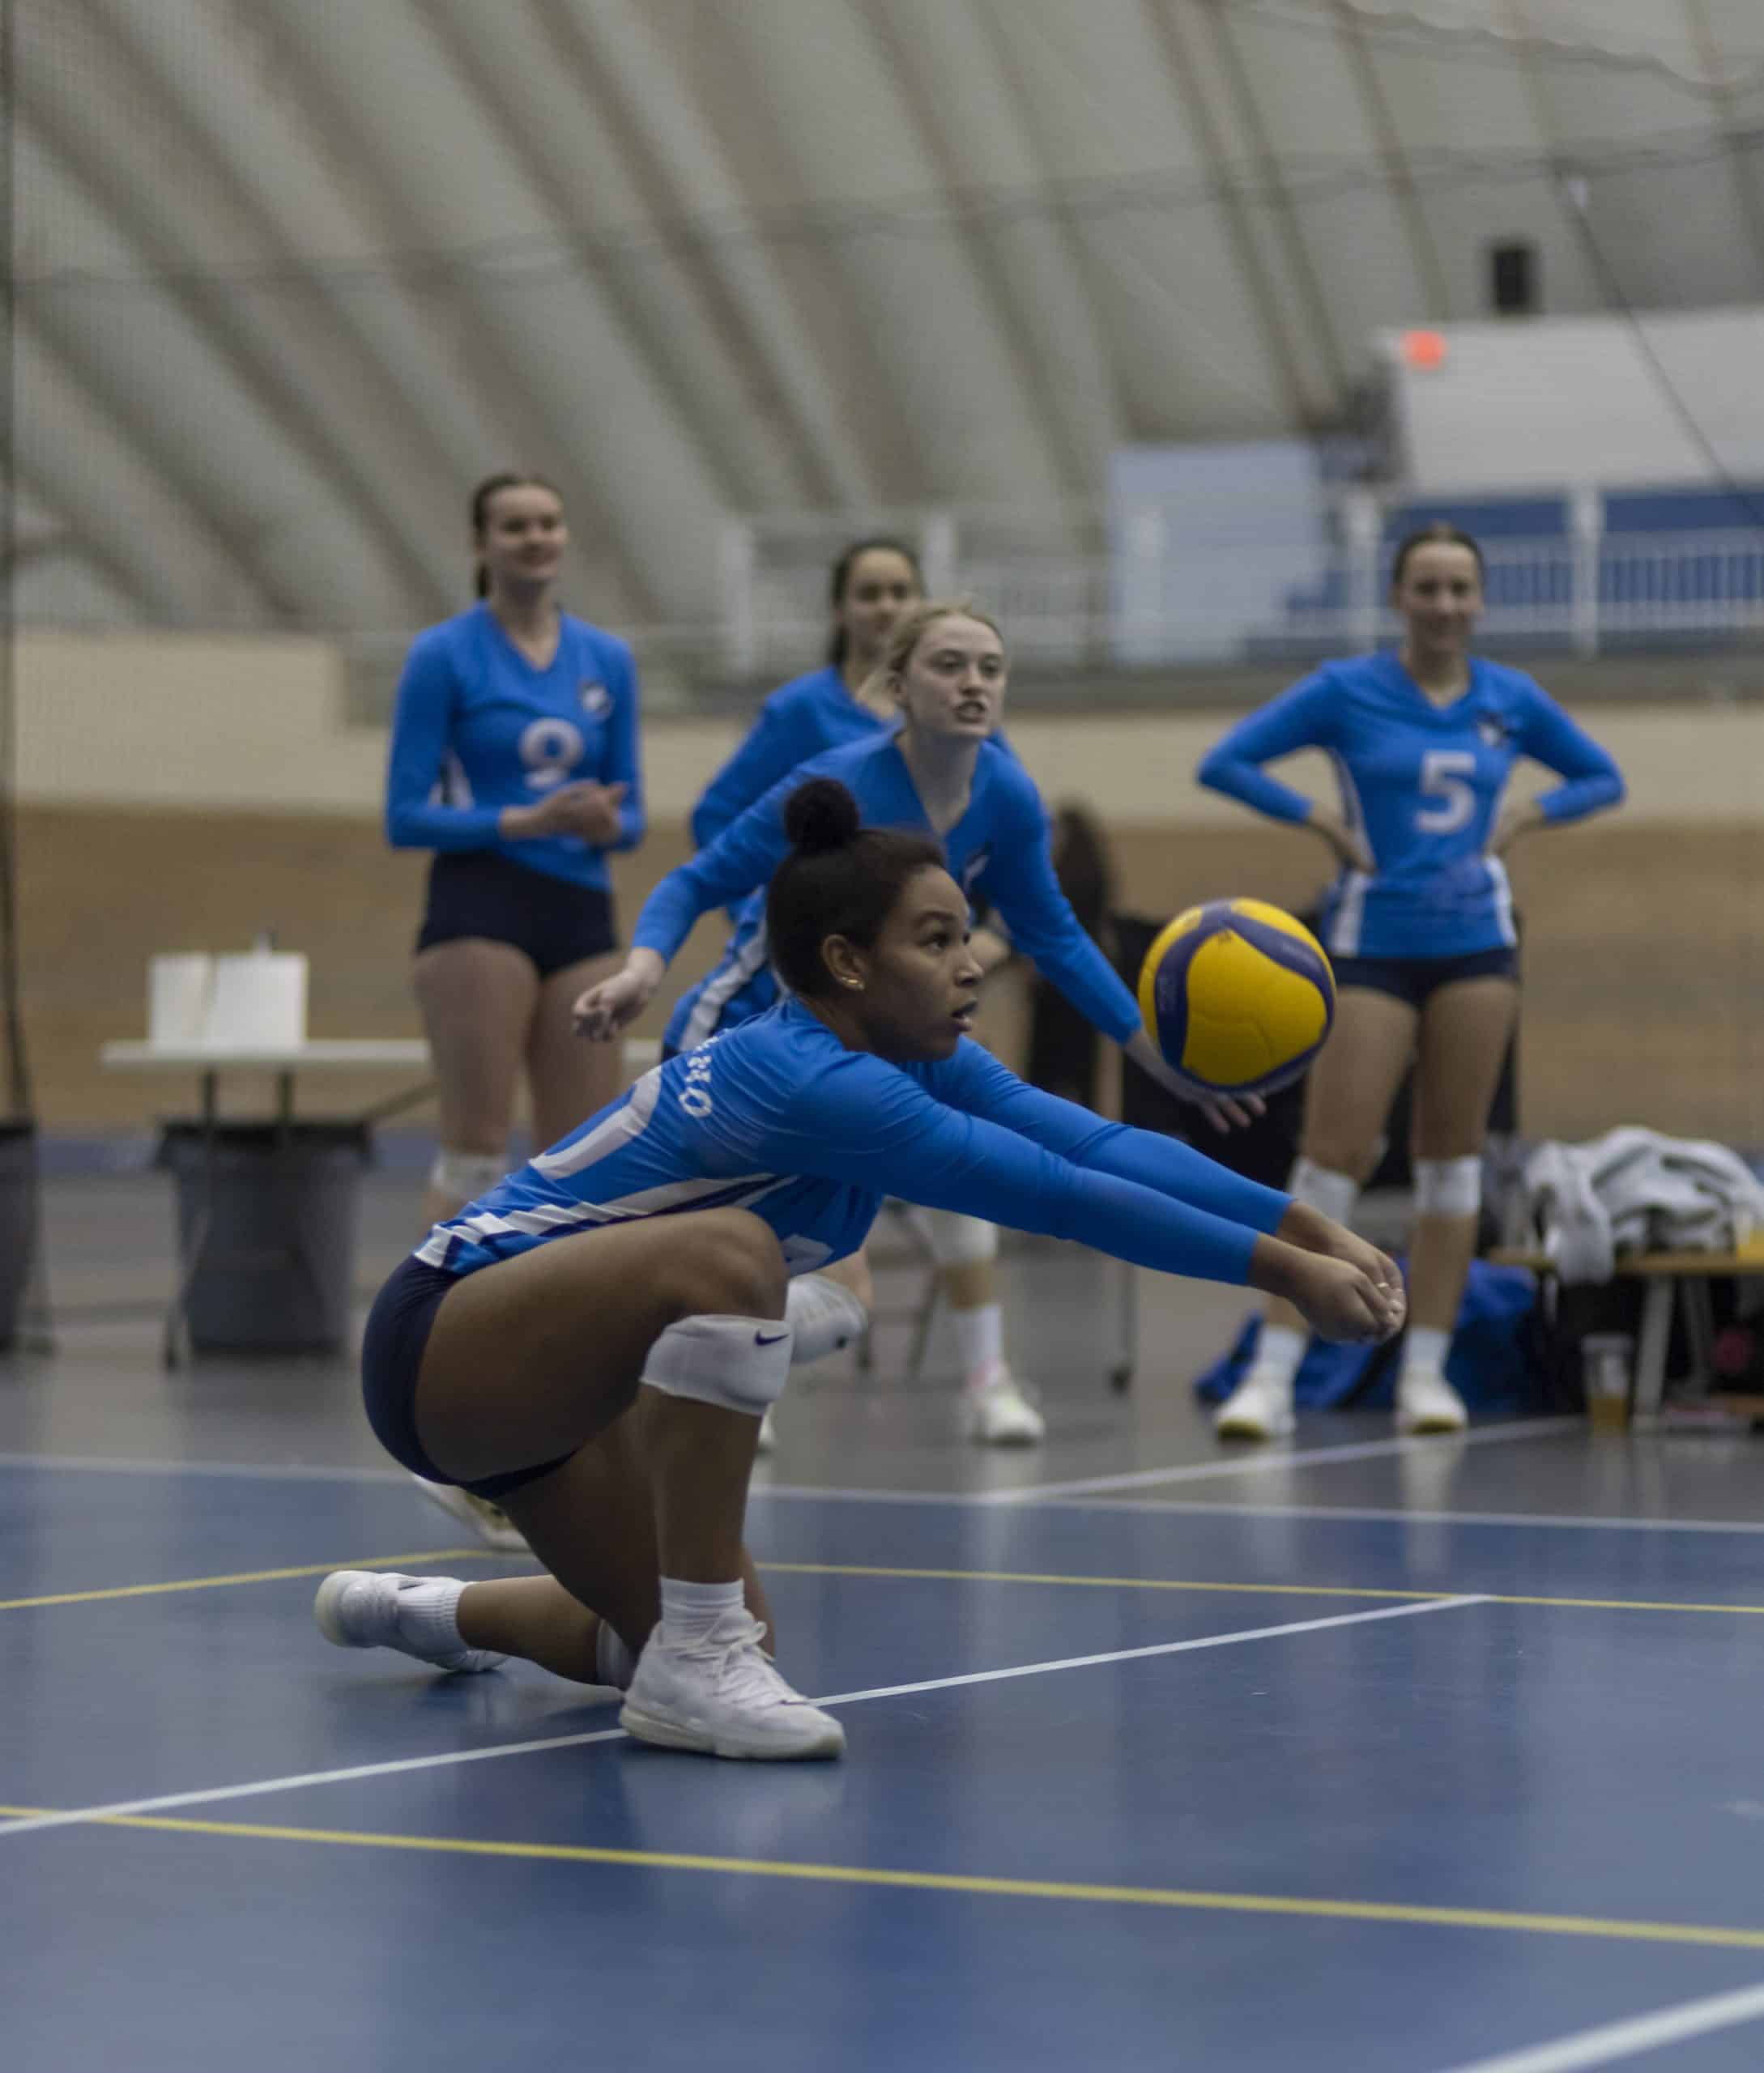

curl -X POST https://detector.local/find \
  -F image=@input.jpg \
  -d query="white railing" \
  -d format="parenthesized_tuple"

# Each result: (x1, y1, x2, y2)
(722, 487, 1764, 678)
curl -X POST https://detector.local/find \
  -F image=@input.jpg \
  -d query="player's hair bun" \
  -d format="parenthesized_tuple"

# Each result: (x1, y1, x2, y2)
(783, 777, 863, 856)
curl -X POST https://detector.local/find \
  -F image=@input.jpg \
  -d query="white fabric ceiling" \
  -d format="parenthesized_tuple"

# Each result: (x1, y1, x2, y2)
(13, 0, 1764, 634)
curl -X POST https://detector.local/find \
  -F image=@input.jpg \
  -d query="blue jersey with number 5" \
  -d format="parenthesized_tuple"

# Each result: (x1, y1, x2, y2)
(384, 602, 645, 891)
(1196, 653, 1623, 957)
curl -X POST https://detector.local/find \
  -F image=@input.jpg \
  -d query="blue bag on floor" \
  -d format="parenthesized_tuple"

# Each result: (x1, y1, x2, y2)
(1194, 1258, 1541, 1413)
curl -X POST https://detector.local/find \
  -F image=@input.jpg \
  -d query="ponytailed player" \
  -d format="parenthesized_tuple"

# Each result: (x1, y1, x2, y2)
(577, 600, 1255, 1445)
(686, 547, 1044, 1448)
(1197, 524, 1623, 1438)
(319, 778, 1402, 1762)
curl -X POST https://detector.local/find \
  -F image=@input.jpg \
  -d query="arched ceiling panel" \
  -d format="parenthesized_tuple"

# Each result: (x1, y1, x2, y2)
(12, 0, 1764, 639)
(15, 323, 274, 624)
(254, 0, 736, 623)
(853, 0, 1123, 499)
(548, 0, 879, 510)
(422, 0, 809, 513)
(1335, 18, 1604, 321)
(40, 0, 454, 624)
(990, 3, 1315, 432)
(19, 126, 412, 625)
(688, 3, 1072, 508)
(1503, 0, 1764, 305)
(1217, 11, 1435, 367)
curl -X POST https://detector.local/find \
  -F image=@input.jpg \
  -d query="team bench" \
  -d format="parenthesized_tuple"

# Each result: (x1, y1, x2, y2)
(1487, 1238, 1764, 1424)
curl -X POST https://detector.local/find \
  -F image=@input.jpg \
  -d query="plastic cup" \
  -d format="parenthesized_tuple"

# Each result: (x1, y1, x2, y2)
(1582, 1332, 1634, 1433)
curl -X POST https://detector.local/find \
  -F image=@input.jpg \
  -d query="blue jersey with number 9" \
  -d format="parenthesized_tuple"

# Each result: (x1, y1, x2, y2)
(385, 602, 645, 891)
(1196, 653, 1623, 957)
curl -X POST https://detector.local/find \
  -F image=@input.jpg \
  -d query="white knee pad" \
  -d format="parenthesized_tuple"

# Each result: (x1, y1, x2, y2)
(428, 1148, 508, 1203)
(640, 1314, 793, 1415)
(1414, 1156, 1482, 1218)
(923, 1210, 999, 1269)
(785, 1273, 869, 1366)
(1288, 1157, 1361, 1228)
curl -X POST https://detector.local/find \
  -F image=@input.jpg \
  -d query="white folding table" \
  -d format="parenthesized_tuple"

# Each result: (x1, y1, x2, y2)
(100, 1037, 659, 1364)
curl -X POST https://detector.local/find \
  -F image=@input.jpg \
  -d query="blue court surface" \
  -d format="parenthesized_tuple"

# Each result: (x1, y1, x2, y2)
(6, 1195, 1763, 2071)
(5, 1423, 1764, 2071)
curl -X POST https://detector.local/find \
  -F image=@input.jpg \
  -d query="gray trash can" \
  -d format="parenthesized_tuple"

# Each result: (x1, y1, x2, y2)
(156, 1120, 371, 1353)
(0, 1121, 39, 1348)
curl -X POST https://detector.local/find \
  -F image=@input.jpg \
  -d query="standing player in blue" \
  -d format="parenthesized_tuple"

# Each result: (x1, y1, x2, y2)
(1197, 524, 1624, 1440)
(690, 536, 922, 850)
(317, 779, 1403, 1761)
(385, 470, 644, 1543)
(577, 600, 1253, 1443)
(691, 543, 1044, 1445)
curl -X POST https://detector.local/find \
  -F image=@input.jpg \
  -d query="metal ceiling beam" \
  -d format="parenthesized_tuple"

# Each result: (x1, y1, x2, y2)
(1330, 0, 1455, 319)
(1196, 0, 1354, 405)
(32, 1, 447, 627)
(249, 0, 675, 624)
(1144, 0, 1334, 425)
(13, 313, 273, 624)
(695, 2, 1069, 508)
(425, 1, 796, 517)
(1683, 0, 1764, 294)
(858, 0, 1111, 508)
(526, 0, 865, 511)
(76, 0, 468, 623)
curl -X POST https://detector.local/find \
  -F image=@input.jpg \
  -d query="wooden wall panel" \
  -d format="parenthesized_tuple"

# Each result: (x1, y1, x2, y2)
(20, 806, 1764, 1147)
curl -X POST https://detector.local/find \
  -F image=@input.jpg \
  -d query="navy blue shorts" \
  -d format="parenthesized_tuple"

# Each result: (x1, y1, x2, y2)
(361, 1254, 573, 1501)
(417, 852, 617, 979)
(1332, 946, 1518, 1011)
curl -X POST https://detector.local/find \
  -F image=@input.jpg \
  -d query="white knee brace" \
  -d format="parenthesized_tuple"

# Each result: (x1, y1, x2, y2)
(1288, 1157, 1361, 1228)
(1414, 1156, 1482, 1218)
(785, 1273, 870, 1366)
(923, 1210, 999, 1269)
(428, 1148, 508, 1203)
(641, 1314, 794, 1416)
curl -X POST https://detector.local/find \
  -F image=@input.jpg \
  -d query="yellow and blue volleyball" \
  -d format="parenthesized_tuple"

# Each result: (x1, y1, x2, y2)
(1137, 898, 1335, 1098)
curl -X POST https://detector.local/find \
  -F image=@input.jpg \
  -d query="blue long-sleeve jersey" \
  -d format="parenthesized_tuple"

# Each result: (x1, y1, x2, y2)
(1196, 653, 1624, 958)
(417, 999, 1290, 1288)
(637, 734, 1142, 1053)
(691, 665, 888, 851)
(385, 602, 645, 892)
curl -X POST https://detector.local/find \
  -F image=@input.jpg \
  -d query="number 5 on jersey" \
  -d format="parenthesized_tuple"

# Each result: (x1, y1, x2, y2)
(1415, 749, 1476, 833)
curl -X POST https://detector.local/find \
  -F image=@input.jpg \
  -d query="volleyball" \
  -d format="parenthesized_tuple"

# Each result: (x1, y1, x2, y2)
(1137, 899, 1336, 1098)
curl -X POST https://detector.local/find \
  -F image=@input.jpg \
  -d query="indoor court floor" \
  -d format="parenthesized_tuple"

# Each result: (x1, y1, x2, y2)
(4, 1172, 1763, 2071)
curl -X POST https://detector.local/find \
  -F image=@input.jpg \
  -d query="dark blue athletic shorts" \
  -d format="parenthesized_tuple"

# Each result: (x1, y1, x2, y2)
(361, 1253, 573, 1500)
(1331, 945, 1518, 1011)
(416, 852, 616, 979)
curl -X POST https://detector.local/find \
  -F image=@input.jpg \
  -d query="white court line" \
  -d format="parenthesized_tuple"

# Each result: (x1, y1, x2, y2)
(758, 1418, 1581, 1507)
(0, 1420, 1574, 1508)
(0, 1595, 1482, 1840)
(1437, 1976, 1764, 2073)
(1060, 1497, 1764, 1537)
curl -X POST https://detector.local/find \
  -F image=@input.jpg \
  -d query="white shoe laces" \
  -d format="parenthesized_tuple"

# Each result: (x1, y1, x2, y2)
(678, 1612, 814, 1711)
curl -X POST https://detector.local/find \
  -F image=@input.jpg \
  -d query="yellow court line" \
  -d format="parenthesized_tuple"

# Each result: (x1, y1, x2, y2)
(2, 1805, 1761, 1954)
(755, 1561, 1764, 1618)
(0, 1549, 499, 1611)
(5, 1552, 1758, 1618)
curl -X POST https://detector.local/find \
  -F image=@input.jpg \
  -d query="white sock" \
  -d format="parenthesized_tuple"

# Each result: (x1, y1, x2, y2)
(785, 1272, 869, 1364)
(954, 1302, 1004, 1384)
(1402, 1325, 1451, 1378)
(397, 1576, 467, 1656)
(1249, 1323, 1306, 1383)
(658, 1576, 744, 1651)
(594, 1620, 636, 1690)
